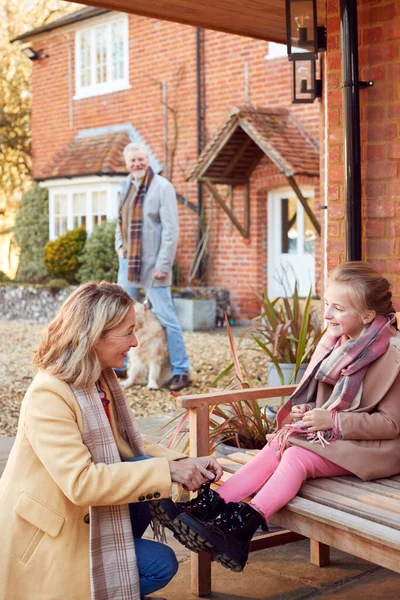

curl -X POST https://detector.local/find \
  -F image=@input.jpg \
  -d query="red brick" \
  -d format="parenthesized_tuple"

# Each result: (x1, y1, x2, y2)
(366, 161, 398, 180)
(362, 26, 383, 44)
(366, 199, 395, 218)
(365, 220, 385, 237)
(328, 202, 345, 219)
(366, 144, 385, 160)
(384, 19, 400, 40)
(387, 142, 400, 159)
(366, 123, 397, 141)
(366, 181, 385, 200)
(366, 239, 395, 256)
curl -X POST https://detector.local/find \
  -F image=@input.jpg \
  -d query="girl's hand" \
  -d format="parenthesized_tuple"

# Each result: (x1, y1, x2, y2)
(302, 408, 332, 432)
(291, 404, 309, 421)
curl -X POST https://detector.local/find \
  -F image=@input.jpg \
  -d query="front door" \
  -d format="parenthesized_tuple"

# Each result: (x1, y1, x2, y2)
(268, 187, 316, 297)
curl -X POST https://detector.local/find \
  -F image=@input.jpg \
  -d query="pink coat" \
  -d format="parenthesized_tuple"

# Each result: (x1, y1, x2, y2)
(290, 335, 400, 480)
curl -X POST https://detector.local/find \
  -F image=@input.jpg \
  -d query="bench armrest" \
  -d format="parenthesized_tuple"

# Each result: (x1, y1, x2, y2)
(177, 385, 297, 409)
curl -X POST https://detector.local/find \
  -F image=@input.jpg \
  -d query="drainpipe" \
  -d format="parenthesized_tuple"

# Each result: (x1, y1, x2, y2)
(196, 27, 205, 279)
(340, 0, 372, 260)
(340, 0, 362, 261)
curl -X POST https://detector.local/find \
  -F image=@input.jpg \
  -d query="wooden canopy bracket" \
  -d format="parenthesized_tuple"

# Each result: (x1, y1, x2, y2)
(202, 178, 250, 238)
(287, 175, 321, 236)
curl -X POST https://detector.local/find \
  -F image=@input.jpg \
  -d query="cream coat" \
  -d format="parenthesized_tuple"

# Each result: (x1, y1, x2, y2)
(291, 335, 400, 480)
(0, 371, 185, 600)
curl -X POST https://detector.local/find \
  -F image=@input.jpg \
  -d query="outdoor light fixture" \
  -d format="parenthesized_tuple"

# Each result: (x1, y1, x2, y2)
(285, 0, 326, 103)
(22, 47, 48, 61)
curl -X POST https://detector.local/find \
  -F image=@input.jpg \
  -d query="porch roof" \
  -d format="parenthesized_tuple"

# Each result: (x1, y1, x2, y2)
(66, 0, 326, 44)
(187, 106, 320, 184)
(37, 130, 129, 180)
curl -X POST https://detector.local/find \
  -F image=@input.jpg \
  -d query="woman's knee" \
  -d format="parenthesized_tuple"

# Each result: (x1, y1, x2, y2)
(154, 543, 179, 581)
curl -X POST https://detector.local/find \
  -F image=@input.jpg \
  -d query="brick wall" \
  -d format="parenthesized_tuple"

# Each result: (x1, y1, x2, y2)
(326, 0, 400, 306)
(29, 13, 321, 318)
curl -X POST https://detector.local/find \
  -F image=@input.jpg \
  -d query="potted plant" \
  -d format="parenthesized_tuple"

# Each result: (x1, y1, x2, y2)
(250, 283, 324, 386)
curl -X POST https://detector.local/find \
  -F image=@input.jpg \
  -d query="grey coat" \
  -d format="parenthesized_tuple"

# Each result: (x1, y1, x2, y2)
(115, 172, 179, 289)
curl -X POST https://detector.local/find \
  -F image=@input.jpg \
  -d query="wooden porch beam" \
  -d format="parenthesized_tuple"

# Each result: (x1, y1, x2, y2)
(286, 175, 321, 236)
(222, 137, 253, 177)
(203, 178, 249, 238)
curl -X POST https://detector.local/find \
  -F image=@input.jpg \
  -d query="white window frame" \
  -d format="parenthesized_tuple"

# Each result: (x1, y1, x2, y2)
(74, 13, 130, 100)
(41, 176, 125, 240)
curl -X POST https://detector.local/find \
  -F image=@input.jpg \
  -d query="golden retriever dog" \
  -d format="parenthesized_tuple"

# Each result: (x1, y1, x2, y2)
(121, 302, 172, 390)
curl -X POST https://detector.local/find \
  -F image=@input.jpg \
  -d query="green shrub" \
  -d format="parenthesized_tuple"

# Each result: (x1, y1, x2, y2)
(44, 228, 87, 283)
(13, 184, 49, 282)
(77, 221, 118, 283)
(0, 270, 11, 283)
(45, 278, 71, 289)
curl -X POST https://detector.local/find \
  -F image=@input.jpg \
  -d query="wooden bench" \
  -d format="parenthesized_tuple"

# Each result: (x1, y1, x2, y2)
(176, 384, 400, 597)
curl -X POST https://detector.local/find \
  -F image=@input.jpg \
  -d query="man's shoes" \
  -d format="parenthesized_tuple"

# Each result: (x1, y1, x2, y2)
(114, 368, 127, 379)
(149, 481, 225, 534)
(168, 374, 190, 391)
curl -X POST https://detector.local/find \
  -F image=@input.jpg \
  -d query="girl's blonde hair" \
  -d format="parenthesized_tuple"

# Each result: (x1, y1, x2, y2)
(328, 261, 396, 316)
(34, 281, 134, 388)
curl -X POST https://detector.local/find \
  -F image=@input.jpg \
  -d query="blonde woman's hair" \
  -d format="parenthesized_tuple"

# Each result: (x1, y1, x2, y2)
(34, 281, 134, 388)
(328, 261, 396, 317)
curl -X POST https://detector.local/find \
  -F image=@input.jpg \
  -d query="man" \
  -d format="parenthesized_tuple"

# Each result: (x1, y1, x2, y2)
(115, 142, 190, 392)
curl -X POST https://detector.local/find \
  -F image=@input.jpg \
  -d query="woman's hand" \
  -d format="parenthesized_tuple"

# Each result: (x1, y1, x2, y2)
(302, 408, 332, 432)
(291, 404, 309, 421)
(168, 456, 222, 491)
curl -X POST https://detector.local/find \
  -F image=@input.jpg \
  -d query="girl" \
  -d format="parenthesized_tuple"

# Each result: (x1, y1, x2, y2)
(151, 261, 400, 572)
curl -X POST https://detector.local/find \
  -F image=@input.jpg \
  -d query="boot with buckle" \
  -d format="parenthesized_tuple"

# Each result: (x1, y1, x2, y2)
(172, 501, 266, 572)
(149, 480, 225, 536)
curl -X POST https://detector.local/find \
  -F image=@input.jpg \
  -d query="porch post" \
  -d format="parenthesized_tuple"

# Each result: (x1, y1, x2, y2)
(340, 0, 362, 261)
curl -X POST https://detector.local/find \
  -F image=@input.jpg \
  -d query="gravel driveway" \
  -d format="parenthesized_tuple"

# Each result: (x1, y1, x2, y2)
(0, 320, 269, 437)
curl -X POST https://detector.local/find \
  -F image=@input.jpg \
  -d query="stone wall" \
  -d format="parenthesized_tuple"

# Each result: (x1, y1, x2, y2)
(0, 284, 231, 325)
(0, 284, 72, 323)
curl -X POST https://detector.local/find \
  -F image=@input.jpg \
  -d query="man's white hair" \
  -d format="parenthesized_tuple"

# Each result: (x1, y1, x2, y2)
(123, 142, 149, 159)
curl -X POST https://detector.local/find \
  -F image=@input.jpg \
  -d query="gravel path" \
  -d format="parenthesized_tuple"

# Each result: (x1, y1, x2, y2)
(0, 320, 269, 437)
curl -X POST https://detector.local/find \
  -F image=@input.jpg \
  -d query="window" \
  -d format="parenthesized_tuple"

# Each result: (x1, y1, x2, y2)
(92, 191, 108, 228)
(54, 194, 68, 238)
(75, 15, 129, 99)
(72, 193, 87, 229)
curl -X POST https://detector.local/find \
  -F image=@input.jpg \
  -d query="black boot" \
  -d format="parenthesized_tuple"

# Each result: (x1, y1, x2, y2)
(173, 501, 266, 572)
(149, 481, 225, 534)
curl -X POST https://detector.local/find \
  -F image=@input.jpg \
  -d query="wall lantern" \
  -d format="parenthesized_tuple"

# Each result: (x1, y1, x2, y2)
(22, 47, 49, 61)
(285, 0, 326, 103)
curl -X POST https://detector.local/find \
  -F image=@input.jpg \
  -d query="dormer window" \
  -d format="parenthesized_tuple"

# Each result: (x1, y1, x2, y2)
(75, 14, 129, 99)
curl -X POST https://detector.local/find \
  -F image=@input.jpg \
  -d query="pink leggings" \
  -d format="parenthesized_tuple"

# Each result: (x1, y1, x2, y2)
(217, 441, 352, 521)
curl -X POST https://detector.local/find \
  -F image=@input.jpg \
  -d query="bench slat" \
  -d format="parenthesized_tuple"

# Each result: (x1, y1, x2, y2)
(333, 476, 400, 498)
(226, 452, 254, 464)
(216, 457, 244, 474)
(373, 478, 400, 490)
(306, 478, 400, 513)
(280, 497, 400, 549)
(299, 484, 400, 530)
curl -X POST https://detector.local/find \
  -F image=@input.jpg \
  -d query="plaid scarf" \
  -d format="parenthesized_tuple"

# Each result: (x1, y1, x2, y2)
(70, 368, 146, 600)
(126, 167, 154, 283)
(272, 313, 396, 456)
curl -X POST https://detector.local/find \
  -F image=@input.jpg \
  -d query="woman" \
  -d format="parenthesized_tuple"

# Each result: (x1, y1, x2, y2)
(0, 281, 222, 600)
(155, 262, 400, 572)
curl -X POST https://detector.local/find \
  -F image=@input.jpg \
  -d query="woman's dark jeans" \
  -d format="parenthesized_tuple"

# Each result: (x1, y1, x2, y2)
(127, 455, 178, 597)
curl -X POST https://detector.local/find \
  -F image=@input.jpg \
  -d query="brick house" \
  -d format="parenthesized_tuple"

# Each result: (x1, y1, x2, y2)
(14, 6, 322, 317)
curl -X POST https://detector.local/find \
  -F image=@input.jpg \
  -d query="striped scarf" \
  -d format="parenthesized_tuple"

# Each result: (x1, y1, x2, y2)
(70, 368, 146, 600)
(127, 167, 154, 283)
(272, 313, 396, 456)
